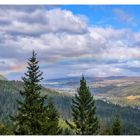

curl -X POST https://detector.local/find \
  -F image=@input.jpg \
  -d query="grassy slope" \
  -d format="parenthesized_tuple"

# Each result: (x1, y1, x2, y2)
(93, 80, 140, 107)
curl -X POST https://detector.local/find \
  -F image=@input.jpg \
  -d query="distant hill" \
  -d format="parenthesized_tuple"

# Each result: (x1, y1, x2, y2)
(91, 77, 140, 107)
(45, 76, 129, 88)
(45, 76, 140, 107)
(0, 75, 7, 81)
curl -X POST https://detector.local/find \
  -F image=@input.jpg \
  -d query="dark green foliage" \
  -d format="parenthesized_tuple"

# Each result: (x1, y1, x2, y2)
(0, 80, 22, 124)
(112, 115, 121, 135)
(67, 76, 98, 135)
(96, 100, 140, 135)
(98, 119, 112, 135)
(52, 94, 72, 119)
(41, 98, 62, 135)
(0, 123, 14, 135)
(11, 50, 48, 135)
(61, 127, 74, 135)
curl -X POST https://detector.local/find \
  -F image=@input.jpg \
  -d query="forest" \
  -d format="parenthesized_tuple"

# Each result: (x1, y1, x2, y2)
(0, 51, 140, 135)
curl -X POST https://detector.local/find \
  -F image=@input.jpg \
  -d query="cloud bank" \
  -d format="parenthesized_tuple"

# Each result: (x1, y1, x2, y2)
(0, 6, 140, 79)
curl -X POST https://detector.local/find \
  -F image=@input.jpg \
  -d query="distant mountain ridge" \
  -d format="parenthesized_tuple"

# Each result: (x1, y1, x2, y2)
(45, 76, 129, 82)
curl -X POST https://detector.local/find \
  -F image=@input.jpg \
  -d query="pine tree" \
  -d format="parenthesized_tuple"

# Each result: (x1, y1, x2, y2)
(42, 98, 62, 135)
(66, 75, 98, 135)
(112, 115, 121, 135)
(11, 50, 48, 135)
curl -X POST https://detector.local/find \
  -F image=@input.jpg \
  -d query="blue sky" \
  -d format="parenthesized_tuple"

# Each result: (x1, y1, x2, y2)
(0, 5, 140, 80)
(61, 5, 140, 31)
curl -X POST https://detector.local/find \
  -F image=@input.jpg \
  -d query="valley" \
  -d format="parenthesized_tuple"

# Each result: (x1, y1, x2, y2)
(45, 76, 140, 107)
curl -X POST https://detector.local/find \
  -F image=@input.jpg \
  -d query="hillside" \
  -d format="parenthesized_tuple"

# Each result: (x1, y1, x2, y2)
(92, 77, 140, 107)
(45, 76, 140, 107)
(0, 75, 7, 81)
(0, 80, 140, 134)
(0, 80, 70, 123)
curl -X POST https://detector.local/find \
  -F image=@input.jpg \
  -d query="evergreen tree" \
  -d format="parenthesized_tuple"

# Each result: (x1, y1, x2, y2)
(112, 115, 121, 135)
(11, 50, 48, 135)
(42, 98, 62, 135)
(0, 124, 14, 135)
(66, 75, 98, 135)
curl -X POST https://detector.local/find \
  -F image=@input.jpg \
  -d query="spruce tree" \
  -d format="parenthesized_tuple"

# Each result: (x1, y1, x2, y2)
(66, 75, 98, 135)
(112, 115, 121, 135)
(12, 50, 47, 135)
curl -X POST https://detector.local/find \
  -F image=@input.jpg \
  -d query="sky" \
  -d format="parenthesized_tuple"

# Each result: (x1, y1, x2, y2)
(1, 5, 140, 80)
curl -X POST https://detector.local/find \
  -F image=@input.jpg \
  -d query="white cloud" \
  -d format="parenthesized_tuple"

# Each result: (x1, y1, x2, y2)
(0, 8, 88, 36)
(0, 6, 140, 78)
